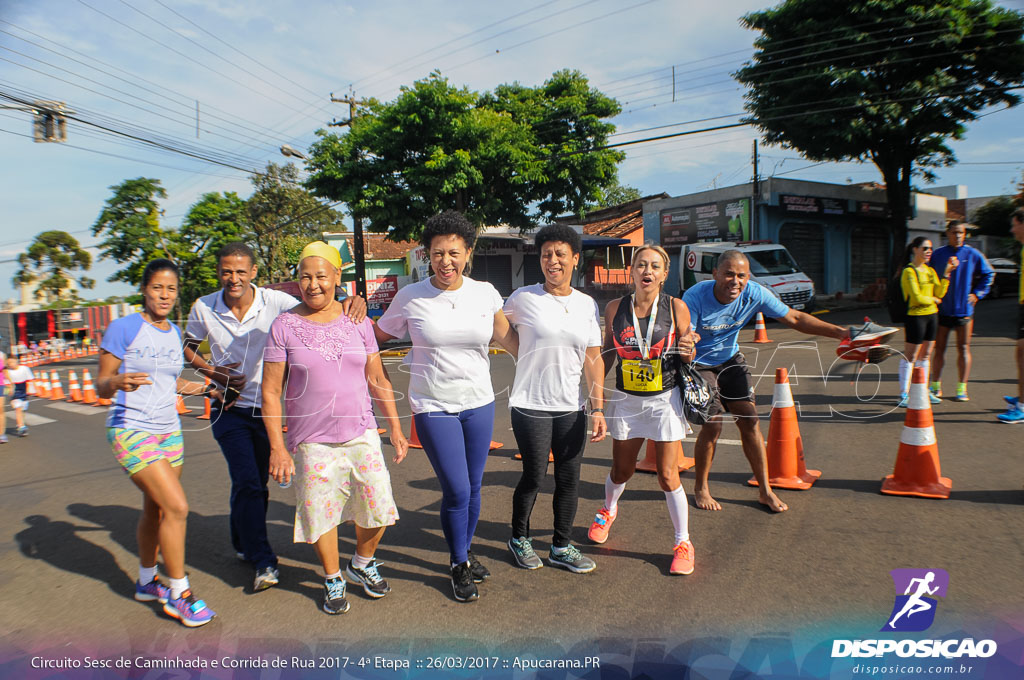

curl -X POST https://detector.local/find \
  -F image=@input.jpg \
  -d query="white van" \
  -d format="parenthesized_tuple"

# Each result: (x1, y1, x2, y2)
(679, 241, 816, 311)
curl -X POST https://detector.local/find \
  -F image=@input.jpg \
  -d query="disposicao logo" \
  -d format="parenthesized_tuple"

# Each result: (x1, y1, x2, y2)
(882, 568, 948, 632)
(831, 568, 998, 659)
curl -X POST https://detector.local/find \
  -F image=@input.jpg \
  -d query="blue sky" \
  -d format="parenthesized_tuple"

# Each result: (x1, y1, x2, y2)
(2, 0, 1023, 301)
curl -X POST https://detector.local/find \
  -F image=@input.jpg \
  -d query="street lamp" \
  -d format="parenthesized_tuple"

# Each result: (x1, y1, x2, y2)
(280, 144, 307, 160)
(278, 145, 367, 299)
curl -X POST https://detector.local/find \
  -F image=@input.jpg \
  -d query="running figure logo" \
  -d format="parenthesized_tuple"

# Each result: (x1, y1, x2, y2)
(882, 568, 950, 632)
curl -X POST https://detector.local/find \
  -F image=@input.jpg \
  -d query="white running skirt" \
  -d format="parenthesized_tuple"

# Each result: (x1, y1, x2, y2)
(605, 388, 692, 442)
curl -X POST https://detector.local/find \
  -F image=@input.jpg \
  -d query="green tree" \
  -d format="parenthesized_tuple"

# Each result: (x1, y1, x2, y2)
(971, 194, 1018, 236)
(591, 182, 643, 209)
(90, 177, 175, 285)
(734, 0, 1024, 269)
(176, 191, 247, 311)
(14, 230, 94, 302)
(306, 70, 624, 240)
(246, 162, 344, 283)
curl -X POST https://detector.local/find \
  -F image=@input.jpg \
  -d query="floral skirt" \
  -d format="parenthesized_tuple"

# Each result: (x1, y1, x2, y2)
(292, 428, 399, 543)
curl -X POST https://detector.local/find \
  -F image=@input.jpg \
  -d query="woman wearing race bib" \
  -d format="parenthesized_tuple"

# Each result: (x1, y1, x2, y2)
(503, 224, 606, 574)
(375, 210, 518, 603)
(586, 244, 700, 575)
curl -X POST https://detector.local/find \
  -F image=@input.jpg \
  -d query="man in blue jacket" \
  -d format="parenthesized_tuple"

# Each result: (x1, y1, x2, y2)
(929, 222, 995, 402)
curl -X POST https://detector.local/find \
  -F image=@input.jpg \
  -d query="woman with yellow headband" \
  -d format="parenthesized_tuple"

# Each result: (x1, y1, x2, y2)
(261, 241, 409, 616)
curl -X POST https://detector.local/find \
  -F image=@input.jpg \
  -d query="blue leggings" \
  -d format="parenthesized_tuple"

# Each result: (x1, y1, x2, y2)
(414, 401, 495, 565)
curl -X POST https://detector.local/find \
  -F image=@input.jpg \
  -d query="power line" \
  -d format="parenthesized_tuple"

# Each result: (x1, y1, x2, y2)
(73, 0, 325, 121)
(0, 21, 307, 146)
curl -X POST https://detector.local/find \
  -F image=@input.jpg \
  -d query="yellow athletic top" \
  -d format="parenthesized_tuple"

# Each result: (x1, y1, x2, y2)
(901, 264, 949, 316)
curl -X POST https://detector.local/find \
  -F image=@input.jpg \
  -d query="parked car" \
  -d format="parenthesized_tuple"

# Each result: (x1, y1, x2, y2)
(986, 258, 1020, 300)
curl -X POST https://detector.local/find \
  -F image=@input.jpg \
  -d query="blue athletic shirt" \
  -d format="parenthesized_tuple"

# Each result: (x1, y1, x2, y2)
(929, 244, 994, 318)
(683, 280, 790, 367)
(101, 313, 183, 434)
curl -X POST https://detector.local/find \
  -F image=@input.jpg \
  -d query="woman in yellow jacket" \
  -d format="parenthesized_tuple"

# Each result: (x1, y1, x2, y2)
(899, 237, 959, 406)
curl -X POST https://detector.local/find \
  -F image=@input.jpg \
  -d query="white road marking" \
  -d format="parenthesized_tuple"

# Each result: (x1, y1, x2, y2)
(43, 402, 108, 416)
(23, 413, 58, 426)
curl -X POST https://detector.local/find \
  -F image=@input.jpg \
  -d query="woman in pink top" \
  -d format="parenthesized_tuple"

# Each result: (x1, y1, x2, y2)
(262, 242, 409, 616)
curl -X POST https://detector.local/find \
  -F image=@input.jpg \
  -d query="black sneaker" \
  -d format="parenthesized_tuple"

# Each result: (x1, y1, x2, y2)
(322, 577, 350, 615)
(848, 318, 899, 344)
(345, 558, 391, 598)
(466, 551, 490, 582)
(450, 563, 479, 602)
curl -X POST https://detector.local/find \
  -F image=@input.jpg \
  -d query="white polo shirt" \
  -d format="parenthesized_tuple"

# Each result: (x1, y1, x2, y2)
(185, 285, 299, 409)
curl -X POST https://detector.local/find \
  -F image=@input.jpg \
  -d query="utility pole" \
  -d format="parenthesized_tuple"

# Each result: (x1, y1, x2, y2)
(329, 87, 369, 299)
(751, 139, 759, 240)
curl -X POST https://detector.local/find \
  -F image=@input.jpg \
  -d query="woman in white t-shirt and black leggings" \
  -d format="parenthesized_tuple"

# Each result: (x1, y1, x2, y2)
(375, 211, 518, 603)
(503, 225, 606, 574)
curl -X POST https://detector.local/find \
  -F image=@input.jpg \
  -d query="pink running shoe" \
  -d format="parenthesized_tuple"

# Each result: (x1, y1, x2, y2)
(587, 507, 616, 544)
(670, 540, 695, 575)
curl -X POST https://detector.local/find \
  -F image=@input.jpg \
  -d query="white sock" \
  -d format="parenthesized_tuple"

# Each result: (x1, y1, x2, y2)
(139, 564, 158, 585)
(325, 570, 341, 580)
(351, 553, 372, 570)
(169, 576, 190, 600)
(604, 475, 626, 513)
(898, 359, 911, 395)
(664, 485, 690, 545)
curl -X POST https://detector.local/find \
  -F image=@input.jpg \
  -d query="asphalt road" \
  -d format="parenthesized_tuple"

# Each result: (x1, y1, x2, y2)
(1, 299, 1021, 678)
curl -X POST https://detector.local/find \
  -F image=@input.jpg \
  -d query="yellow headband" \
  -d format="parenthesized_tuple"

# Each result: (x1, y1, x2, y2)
(299, 241, 342, 269)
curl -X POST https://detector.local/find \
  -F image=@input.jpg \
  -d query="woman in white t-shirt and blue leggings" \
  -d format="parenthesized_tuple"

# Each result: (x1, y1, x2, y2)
(97, 259, 221, 628)
(503, 225, 606, 574)
(375, 211, 518, 603)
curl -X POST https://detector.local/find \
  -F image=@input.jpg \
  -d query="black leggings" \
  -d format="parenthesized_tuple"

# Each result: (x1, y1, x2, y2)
(510, 408, 588, 548)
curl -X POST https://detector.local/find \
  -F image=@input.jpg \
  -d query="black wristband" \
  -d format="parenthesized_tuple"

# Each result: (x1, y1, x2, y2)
(590, 408, 605, 414)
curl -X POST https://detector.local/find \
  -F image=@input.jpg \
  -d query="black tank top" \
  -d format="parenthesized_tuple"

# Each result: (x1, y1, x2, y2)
(611, 293, 677, 395)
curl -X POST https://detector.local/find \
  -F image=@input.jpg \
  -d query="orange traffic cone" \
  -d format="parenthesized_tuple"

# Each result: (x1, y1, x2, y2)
(26, 374, 37, 396)
(35, 373, 51, 399)
(176, 395, 192, 414)
(195, 379, 211, 420)
(489, 439, 504, 450)
(636, 439, 695, 473)
(49, 371, 65, 400)
(408, 418, 424, 449)
(753, 312, 771, 343)
(80, 370, 98, 405)
(881, 367, 951, 499)
(748, 367, 820, 489)
(66, 371, 83, 402)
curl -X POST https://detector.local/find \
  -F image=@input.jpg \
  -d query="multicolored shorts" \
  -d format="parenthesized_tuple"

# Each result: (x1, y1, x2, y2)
(292, 429, 399, 544)
(107, 428, 184, 476)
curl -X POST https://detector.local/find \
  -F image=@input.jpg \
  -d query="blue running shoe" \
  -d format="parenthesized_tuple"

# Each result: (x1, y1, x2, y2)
(163, 590, 216, 627)
(134, 578, 170, 603)
(928, 391, 941, 405)
(997, 406, 1024, 424)
(1004, 396, 1019, 407)
(897, 393, 909, 408)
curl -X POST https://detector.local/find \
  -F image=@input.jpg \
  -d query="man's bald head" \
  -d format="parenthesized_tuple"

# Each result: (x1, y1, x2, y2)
(716, 249, 748, 270)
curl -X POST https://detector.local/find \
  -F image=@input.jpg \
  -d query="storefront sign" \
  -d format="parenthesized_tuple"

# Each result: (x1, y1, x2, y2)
(367, 275, 398, 319)
(857, 201, 892, 218)
(780, 194, 847, 215)
(660, 198, 751, 246)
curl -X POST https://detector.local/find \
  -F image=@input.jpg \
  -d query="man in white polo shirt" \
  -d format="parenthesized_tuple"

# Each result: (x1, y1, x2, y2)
(184, 242, 365, 593)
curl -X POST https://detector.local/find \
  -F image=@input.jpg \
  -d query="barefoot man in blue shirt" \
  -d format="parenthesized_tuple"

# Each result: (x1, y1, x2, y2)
(683, 250, 898, 512)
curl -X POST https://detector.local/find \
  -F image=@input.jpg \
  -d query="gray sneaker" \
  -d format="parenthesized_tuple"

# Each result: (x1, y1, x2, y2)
(508, 537, 543, 570)
(0, 434, 7, 444)
(548, 544, 596, 574)
(848, 318, 899, 344)
(253, 566, 279, 592)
